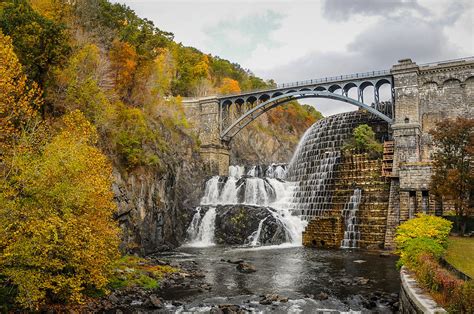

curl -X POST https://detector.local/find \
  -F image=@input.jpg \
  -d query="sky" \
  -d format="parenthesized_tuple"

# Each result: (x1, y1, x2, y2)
(110, 0, 473, 116)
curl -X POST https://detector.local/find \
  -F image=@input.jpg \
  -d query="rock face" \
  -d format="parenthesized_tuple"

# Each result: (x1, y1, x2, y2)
(113, 159, 206, 255)
(210, 205, 287, 245)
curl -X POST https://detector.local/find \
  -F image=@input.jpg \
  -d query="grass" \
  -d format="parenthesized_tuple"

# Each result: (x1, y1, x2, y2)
(107, 255, 178, 291)
(445, 236, 474, 278)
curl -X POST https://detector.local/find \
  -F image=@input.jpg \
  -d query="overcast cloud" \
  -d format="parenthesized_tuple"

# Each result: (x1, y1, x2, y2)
(110, 0, 473, 115)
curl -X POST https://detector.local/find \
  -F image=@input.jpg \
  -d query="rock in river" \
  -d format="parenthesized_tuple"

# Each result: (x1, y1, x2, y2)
(236, 262, 257, 273)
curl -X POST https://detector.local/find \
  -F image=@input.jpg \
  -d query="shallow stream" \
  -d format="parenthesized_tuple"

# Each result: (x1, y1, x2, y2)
(157, 245, 400, 312)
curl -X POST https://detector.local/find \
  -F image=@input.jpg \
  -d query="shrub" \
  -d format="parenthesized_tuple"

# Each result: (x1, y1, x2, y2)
(343, 124, 383, 159)
(395, 215, 473, 312)
(395, 214, 452, 251)
(396, 237, 445, 269)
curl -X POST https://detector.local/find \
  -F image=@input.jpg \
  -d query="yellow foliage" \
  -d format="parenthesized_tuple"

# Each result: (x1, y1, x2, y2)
(192, 55, 210, 79)
(30, 0, 71, 23)
(219, 77, 241, 95)
(395, 213, 452, 252)
(0, 111, 120, 309)
(0, 31, 43, 151)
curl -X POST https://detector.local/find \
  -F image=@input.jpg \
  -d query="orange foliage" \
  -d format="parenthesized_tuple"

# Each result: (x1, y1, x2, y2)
(219, 77, 241, 95)
(109, 40, 137, 95)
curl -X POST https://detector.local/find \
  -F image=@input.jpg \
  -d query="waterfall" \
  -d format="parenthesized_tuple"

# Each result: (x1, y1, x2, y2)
(187, 164, 307, 247)
(244, 177, 269, 205)
(220, 177, 238, 204)
(201, 176, 220, 205)
(186, 207, 217, 247)
(186, 207, 202, 240)
(229, 165, 245, 178)
(265, 164, 287, 179)
(341, 189, 362, 249)
(248, 217, 268, 246)
(286, 111, 373, 221)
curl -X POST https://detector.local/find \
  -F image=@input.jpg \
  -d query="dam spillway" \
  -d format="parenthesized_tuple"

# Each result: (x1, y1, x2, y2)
(187, 110, 391, 249)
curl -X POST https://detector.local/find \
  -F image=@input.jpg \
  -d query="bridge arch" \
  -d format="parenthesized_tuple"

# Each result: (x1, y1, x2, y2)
(220, 91, 393, 142)
(314, 86, 326, 92)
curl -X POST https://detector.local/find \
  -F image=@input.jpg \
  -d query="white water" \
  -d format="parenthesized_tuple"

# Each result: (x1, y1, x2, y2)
(187, 165, 306, 247)
(244, 177, 269, 205)
(219, 177, 238, 204)
(186, 207, 202, 240)
(341, 189, 362, 249)
(249, 217, 268, 246)
(201, 176, 220, 205)
(185, 207, 217, 247)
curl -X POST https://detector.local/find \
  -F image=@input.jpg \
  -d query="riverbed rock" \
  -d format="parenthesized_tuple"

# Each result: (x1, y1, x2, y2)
(316, 292, 329, 300)
(149, 295, 163, 308)
(212, 205, 287, 245)
(236, 262, 257, 273)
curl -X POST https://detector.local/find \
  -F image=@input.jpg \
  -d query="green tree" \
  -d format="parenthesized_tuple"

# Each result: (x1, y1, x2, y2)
(430, 117, 474, 234)
(0, 111, 120, 309)
(343, 124, 383, 158)
(0, 0, 70, 85)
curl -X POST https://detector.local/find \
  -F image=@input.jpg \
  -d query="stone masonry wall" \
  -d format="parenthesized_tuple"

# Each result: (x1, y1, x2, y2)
(182, 97, 230, 175)
(303, 153, 390, 249)
(385, 58, 474, 249)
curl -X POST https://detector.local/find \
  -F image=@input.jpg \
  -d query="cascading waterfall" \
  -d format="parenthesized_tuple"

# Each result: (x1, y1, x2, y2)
(186, 207, 202, 240)
(341, 189, 362, 249)
(186, 207, 217, 247)
(248, 217, 268, 246)
(186, 164, 305, 247)
(286, 111, 376, 221)
(201, 176, 220, 205)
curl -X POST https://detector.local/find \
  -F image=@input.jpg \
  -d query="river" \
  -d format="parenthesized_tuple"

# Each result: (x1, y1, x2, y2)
(155, 245, 400, 312)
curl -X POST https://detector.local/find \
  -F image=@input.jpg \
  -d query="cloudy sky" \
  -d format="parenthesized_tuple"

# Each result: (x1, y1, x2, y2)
(111, 0, 473, 115)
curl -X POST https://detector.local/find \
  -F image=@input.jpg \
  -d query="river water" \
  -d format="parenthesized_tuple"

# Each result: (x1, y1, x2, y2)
(157, 245, 399, 312)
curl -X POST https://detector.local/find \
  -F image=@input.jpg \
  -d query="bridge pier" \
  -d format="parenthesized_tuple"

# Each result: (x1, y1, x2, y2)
(182, 96, 230, 176)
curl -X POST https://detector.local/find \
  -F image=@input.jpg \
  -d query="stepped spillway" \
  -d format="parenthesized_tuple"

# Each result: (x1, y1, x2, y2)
(286, 110, 388, 221)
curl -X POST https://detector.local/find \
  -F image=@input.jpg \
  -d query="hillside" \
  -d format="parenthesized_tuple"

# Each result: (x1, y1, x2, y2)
(0, 0, 321, 308)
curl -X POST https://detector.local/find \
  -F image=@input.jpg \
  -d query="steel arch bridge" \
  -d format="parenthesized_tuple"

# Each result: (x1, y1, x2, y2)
(217, 70, 394, 142)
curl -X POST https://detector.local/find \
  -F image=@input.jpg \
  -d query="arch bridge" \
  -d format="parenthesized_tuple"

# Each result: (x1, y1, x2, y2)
(218, 70, 394, 142)
(182, 57, 474, 178)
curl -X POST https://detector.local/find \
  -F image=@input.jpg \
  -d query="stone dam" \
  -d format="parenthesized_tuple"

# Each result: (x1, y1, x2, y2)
(182, 57, 474, 250)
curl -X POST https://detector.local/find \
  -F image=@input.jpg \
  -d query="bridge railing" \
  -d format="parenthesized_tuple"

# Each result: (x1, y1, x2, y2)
(218, 56, 474, 99)
(277, 70, 390, 89)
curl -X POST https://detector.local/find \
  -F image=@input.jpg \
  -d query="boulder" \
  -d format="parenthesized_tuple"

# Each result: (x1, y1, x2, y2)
(211, 205, 287, 245)
(236, 262, 257, 273)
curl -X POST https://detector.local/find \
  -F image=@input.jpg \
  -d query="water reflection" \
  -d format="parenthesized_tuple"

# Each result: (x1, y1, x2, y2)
(174, 246, 399, 302)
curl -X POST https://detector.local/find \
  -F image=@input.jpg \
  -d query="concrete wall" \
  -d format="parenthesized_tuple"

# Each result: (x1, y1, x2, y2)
(399, 267, 446, 313)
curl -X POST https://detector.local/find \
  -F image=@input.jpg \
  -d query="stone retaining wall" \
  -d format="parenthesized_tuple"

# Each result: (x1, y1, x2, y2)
(399, 267, 446, 313)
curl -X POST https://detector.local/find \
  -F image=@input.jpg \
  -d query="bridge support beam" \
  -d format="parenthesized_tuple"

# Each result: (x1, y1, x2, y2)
(182, 96, 230, 176)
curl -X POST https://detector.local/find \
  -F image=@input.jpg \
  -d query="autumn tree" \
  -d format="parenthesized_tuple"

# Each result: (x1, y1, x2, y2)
(109, 39, 137, 97)
(219, 77, 241, 95)
(0, 0, 70, 85)
(0, 110, 120, 309)
(0, 31, 43, 152)
(430, 117, 474, 234)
